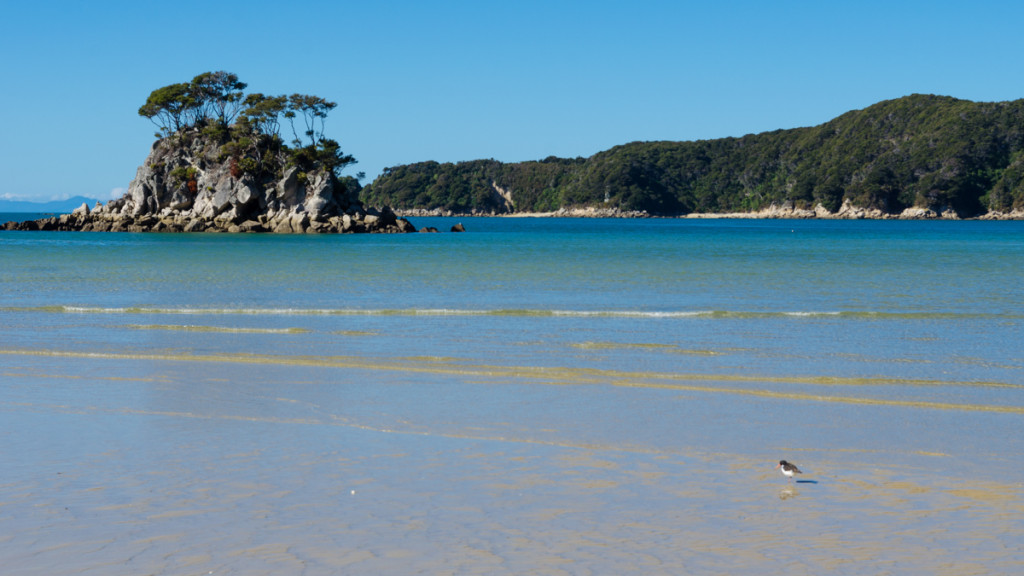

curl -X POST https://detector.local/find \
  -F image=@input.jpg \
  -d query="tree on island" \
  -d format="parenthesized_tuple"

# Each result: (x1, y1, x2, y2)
(137, 82, 193, 136)
(190, 71, 248, 128)
(138, 71, 357, 182)
(285, 93, 336, 147)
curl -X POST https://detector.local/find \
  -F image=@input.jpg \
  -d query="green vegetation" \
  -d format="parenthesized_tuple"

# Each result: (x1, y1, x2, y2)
(138, 72, 358, 182)
(361, 95, 1024, 216)
(168, 166, 200, 195)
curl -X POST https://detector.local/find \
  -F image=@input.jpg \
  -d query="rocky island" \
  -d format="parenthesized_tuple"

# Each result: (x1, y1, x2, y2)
(4, 72, 417, 234)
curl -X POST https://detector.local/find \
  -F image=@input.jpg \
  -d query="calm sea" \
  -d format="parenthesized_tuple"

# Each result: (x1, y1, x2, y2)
(2, 216, 1022, 574)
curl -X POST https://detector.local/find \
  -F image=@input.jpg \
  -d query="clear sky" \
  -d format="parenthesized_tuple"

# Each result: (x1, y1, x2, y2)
(2, 0, 1023, 202)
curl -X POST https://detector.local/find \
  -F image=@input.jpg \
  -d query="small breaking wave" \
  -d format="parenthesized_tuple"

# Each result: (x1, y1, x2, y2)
(0, 306, 1016, 321)
(127, 324, 309, 334)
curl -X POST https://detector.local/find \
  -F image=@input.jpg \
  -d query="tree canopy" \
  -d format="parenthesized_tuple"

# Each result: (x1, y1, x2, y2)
(285, 93, 337, 147)
(190, 71, 248, 128)
(138, 72, 355, 179)
(138, 82, 193, 134)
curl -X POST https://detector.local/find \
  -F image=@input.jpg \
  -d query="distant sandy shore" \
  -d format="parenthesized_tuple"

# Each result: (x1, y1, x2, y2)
(396, 203, 1024, 220)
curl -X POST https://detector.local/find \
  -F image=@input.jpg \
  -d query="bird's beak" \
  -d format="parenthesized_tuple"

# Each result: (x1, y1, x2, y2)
(775, 463, 780, 469)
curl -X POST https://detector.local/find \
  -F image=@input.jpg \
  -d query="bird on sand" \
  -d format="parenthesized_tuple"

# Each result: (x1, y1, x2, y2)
(776, 460, 802, 481)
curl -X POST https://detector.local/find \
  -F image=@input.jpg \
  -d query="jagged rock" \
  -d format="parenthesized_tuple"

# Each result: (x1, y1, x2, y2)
(304, 170, 339, 219)
(238, 220, 266, 233)
(396, 219, 417, 233)
(290, 212, 310, 233)
(814, 204, 834, 218)
(899, 207, 939, 219)
(978, 209, 1024, 220)
(275, 167, 302, 208)
(183, 219, 207, 232)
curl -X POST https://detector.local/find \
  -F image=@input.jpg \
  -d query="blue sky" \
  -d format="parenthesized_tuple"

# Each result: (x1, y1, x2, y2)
(2, 0, 1023, 202)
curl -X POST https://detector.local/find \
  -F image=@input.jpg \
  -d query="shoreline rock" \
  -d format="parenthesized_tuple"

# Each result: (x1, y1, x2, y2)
(395, 206, 653, 219)
(3, 203, 418, 234)
(395, 199, 1024, 221)
(4, 200, 419, 234)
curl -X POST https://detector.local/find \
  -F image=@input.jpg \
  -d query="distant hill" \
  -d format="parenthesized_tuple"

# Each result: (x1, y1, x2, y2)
(361, 95, 1024, 217)
(0, 195, 100, 214)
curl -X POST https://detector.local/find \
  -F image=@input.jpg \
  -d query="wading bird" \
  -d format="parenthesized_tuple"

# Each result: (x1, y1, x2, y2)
(776, 460, 802, 481)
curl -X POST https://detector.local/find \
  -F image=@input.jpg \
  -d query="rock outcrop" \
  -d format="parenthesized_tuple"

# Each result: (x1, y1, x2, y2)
(4, 130, 417, 234)
(681, 199, 989, 220)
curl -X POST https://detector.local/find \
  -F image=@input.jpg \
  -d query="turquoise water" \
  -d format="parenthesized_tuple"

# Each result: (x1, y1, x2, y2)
(2, 218, 1023, 574)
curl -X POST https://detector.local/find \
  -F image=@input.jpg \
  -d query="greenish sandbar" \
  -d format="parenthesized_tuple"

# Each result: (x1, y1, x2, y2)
(3, 347, 1023, 414)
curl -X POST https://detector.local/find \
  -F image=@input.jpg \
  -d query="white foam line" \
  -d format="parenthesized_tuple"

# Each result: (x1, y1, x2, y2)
(27, 306, 960, 319)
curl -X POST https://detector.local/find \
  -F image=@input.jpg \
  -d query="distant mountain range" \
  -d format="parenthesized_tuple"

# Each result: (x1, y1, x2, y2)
(0, 196, 101, 213)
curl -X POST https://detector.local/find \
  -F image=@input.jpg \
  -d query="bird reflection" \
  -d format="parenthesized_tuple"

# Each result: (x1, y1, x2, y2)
(779, 487, 798, 500)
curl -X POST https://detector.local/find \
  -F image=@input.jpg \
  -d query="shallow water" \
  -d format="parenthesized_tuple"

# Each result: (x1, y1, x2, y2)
(1, 218, 1023, 574)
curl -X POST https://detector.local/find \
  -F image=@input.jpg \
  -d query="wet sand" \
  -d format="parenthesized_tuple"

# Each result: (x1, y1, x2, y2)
(2, 349, 1022, 575)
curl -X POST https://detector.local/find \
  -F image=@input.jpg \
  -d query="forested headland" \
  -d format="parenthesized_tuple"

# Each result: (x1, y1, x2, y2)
(360, 95, 1024, 218)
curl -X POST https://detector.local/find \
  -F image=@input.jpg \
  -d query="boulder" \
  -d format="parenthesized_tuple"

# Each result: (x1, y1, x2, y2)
(183, 219, 207, 232)
(396, 218, 417, 233)
(899, 207, 939, 220)
(237, 220, 267, 233)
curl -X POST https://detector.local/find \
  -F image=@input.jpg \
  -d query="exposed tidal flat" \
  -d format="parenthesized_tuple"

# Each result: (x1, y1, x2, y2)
(1, 218, 1023, 574)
